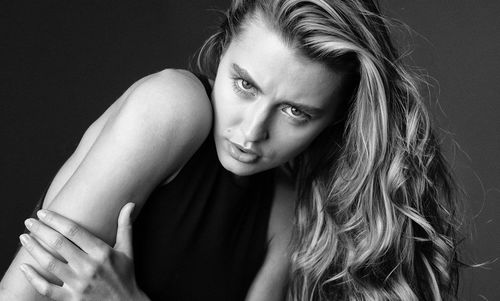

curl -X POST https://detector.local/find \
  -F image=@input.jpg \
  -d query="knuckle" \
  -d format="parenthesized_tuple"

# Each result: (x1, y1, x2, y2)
(52, 235, 65, 250)
(82, 262, 99, 279)
(45, 258, 58, 273)
(95, 247, 112, 264)
(65, 224, 80, 238)
(74, 281, 92, 294)
(40, 283, 52, 297)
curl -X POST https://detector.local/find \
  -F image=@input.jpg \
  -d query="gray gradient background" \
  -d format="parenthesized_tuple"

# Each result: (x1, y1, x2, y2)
(1, 1, 499, 299)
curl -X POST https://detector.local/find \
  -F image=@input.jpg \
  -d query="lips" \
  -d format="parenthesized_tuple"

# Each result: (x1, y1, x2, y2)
(227, 140, 260, 163)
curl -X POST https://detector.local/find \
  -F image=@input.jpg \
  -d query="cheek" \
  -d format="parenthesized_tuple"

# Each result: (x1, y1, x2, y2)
(270, 131, 318, 163)
(212, 85, 236, 127)
(213, 99, 240, 131)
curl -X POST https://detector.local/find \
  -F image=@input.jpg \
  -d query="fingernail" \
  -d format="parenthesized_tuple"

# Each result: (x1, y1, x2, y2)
(37, 209, 47, 220)
(19, 234, 30, 245)
(20, 264, 28, 273)
(24, 219, 33, 229)
(129, 203, 136, 216)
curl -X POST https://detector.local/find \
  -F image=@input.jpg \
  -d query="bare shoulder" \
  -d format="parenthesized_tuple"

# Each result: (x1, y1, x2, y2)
(0, 69, 214, 301)
(108, 68, 214, 176)
(79, 68, 213, 154)
(130, 68, 210, 102)
(39, 68, 213, 243)
(122, 68, 213, 133)
(42, 69, 213, 207)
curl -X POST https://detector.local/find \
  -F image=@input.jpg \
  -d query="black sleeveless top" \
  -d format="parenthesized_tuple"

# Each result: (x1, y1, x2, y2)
(31, 74, 276, 300)
(131, 74, 275, 300)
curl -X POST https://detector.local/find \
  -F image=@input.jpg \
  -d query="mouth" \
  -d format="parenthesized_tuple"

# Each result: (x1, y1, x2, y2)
(227, 140, 260, 163)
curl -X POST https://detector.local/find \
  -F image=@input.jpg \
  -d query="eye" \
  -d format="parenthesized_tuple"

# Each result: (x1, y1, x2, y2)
(232, 78, 257, 96)
(289, 107, 302, 117)
(282, 105, 311, 123)
(240, 79, 253, 90)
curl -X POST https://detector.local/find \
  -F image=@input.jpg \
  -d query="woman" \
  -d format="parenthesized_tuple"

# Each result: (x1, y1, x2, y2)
(0, 0, 461, 300)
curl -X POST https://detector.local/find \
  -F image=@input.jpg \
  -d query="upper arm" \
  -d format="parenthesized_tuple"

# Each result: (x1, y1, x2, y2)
(0, 69, 213, 299)
(245, 169, 296, 301)
(45, 69, 212, 243)
(41, 73, 150, 208)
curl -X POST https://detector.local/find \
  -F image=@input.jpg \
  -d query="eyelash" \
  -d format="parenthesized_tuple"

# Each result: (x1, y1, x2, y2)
(230, 76, 311, 123)
(281, 105, 311, 123)
(231, 77, 256, 97)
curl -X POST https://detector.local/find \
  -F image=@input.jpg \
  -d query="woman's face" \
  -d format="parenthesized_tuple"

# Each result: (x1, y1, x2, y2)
(211, 19, 344, 176)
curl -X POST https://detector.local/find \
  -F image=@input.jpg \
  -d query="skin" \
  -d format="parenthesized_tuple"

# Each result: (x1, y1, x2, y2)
(18, 204, 146, 301)
(0, 17, 344, 301)
(0, 69, 213, 301)
(212, 18, 343, 176)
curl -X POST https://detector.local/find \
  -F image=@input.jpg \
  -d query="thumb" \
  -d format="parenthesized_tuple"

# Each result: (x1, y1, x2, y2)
(114, 202, 135, 257)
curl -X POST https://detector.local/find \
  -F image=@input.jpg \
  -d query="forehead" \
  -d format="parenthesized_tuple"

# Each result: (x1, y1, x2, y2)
(223, 18, 342, 110)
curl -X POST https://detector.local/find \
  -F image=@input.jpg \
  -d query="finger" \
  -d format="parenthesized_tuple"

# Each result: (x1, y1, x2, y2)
(20, 263, 69, 301)
(24, 218, 88, 270)
(36, 209, 108, 255)
(114, 202, 135, 257)
(20, 234, 79, 287)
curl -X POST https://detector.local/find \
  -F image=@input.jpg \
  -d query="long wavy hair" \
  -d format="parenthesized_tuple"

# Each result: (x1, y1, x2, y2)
(192, 0, 462, 300)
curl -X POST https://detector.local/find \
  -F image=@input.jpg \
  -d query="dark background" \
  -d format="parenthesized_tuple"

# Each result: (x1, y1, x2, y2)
(2, 1, 499, 299)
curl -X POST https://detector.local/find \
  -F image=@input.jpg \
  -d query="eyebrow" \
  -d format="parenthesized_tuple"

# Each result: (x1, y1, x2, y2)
(231, 63, 325, 116)
(232, 63, 263, 92)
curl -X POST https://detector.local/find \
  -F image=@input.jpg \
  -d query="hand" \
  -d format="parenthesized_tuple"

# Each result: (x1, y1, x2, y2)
(19, 203, 149, 301)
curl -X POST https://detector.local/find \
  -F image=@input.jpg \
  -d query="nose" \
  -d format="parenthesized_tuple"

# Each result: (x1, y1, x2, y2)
(241, 100, 269, 143)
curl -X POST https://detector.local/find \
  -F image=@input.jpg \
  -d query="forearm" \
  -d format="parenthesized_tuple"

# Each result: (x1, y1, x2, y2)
(1, 250, 152, 301)
(1, 209, 153, 301)
(0, 247, 57, 300)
